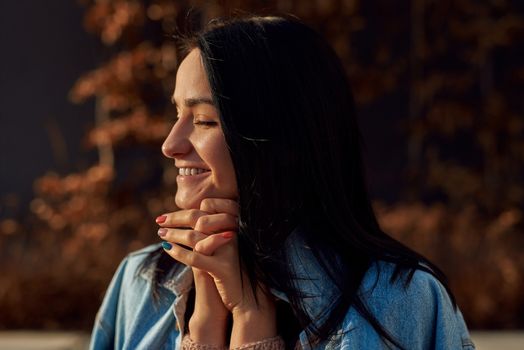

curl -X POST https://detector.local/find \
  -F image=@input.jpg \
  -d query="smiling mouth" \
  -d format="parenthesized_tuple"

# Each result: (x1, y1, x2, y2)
(178, 167, 211, 176)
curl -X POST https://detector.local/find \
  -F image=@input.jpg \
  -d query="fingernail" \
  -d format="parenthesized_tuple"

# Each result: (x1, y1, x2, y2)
(221, 232, 234, 239)
(156, 215, 167, 224)
(162, 241, 172, 250)
(157, 228, 168, 237)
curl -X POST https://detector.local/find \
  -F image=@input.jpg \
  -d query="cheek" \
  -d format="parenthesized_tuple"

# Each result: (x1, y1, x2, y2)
(207, 139, 236, 187)
(197, 134, 229, 170)
(193, 132, 237, 196)
(212, 144, 234, 174)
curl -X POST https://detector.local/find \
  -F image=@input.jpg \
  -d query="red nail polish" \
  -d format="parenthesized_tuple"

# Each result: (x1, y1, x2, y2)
(221, 232, 234, 239)
(157, 228, 168, 237)
(156, 215, 167, 224)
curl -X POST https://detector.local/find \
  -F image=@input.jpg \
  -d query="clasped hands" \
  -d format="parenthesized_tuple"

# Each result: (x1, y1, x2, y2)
(157, 198, 277, 347)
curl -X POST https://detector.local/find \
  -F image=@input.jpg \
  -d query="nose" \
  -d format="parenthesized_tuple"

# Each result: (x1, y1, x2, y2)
(161, 122, 191, 159)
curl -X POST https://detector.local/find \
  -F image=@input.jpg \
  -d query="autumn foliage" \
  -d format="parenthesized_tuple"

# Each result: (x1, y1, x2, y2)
(0, 0, 522, 330)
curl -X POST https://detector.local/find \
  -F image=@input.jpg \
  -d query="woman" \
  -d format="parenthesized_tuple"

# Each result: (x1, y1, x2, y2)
(90, 16, 474, 349)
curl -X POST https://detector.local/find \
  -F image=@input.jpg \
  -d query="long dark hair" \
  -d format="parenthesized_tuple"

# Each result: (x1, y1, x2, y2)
(145, 16, 455, 349)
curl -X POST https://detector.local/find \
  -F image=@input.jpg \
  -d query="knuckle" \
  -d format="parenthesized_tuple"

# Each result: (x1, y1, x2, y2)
(188, 209, 202, 225)
(195, 216, 209, 231)
(187, 253, 198, 266)
(194, 241, 204, 253)
(200, 198, 213, 211)
(216, 213, 237, 230)
(188, 230, 200, 245)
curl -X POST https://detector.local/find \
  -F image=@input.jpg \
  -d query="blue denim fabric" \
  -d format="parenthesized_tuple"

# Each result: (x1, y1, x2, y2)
(90, 233, 475, 350)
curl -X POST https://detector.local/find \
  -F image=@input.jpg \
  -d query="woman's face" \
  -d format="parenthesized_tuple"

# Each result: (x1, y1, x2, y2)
(162, 49, 238, 209)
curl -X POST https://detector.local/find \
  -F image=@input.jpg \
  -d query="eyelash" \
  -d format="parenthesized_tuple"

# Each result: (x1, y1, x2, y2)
(194, 120, 218, 127)
(171, 114, 217, 127)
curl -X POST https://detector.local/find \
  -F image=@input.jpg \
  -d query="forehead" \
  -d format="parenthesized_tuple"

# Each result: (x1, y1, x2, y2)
(173, 49, 212, 104)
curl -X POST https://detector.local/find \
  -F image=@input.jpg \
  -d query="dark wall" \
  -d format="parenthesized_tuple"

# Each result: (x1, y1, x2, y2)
(0, 0, 97, 217)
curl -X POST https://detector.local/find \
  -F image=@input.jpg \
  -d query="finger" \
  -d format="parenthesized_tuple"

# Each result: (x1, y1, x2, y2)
(194, 232, 235, 256)
(200, 198, 239, 216)
(162, 241, 215, 272)
(157, 209, 207, 228)
(194, 213, 238, 233)
(157, 228, 207, 248)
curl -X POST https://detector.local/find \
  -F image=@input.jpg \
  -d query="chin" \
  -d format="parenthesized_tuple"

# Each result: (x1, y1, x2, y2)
(175, 192, 205, 210)
(175, 198, 199, 210)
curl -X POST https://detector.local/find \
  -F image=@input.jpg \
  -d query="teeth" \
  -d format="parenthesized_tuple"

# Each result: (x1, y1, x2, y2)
(178, 167, 208, 176)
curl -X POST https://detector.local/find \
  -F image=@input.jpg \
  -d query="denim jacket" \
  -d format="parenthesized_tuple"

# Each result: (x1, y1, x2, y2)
(90, 231, 475, 350)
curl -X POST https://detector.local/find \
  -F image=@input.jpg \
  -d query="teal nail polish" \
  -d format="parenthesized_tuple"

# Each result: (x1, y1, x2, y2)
(162, 242, 172, 250)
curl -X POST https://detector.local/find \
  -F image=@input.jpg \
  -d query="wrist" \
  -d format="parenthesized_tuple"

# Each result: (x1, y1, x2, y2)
(188, 315, 228, 345)
(191, 306, 229, 323)
(232, 307, 276, 328)
(231, 294, 276, 322)
(230, 307, 277, 347)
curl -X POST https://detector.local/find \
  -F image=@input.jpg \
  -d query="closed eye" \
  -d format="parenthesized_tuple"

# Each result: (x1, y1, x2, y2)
(194, 120, 218, 127)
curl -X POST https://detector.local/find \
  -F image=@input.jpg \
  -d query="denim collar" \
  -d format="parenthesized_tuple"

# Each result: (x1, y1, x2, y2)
(138, 253, 193, 297)
(270, 229, 340, 322)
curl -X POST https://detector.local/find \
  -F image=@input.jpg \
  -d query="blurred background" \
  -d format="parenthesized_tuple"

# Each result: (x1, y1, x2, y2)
(0, 0, 523, 340)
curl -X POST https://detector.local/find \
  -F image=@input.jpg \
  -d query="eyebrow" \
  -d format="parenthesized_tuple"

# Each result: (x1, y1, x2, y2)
(171, 96, 215, 108)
